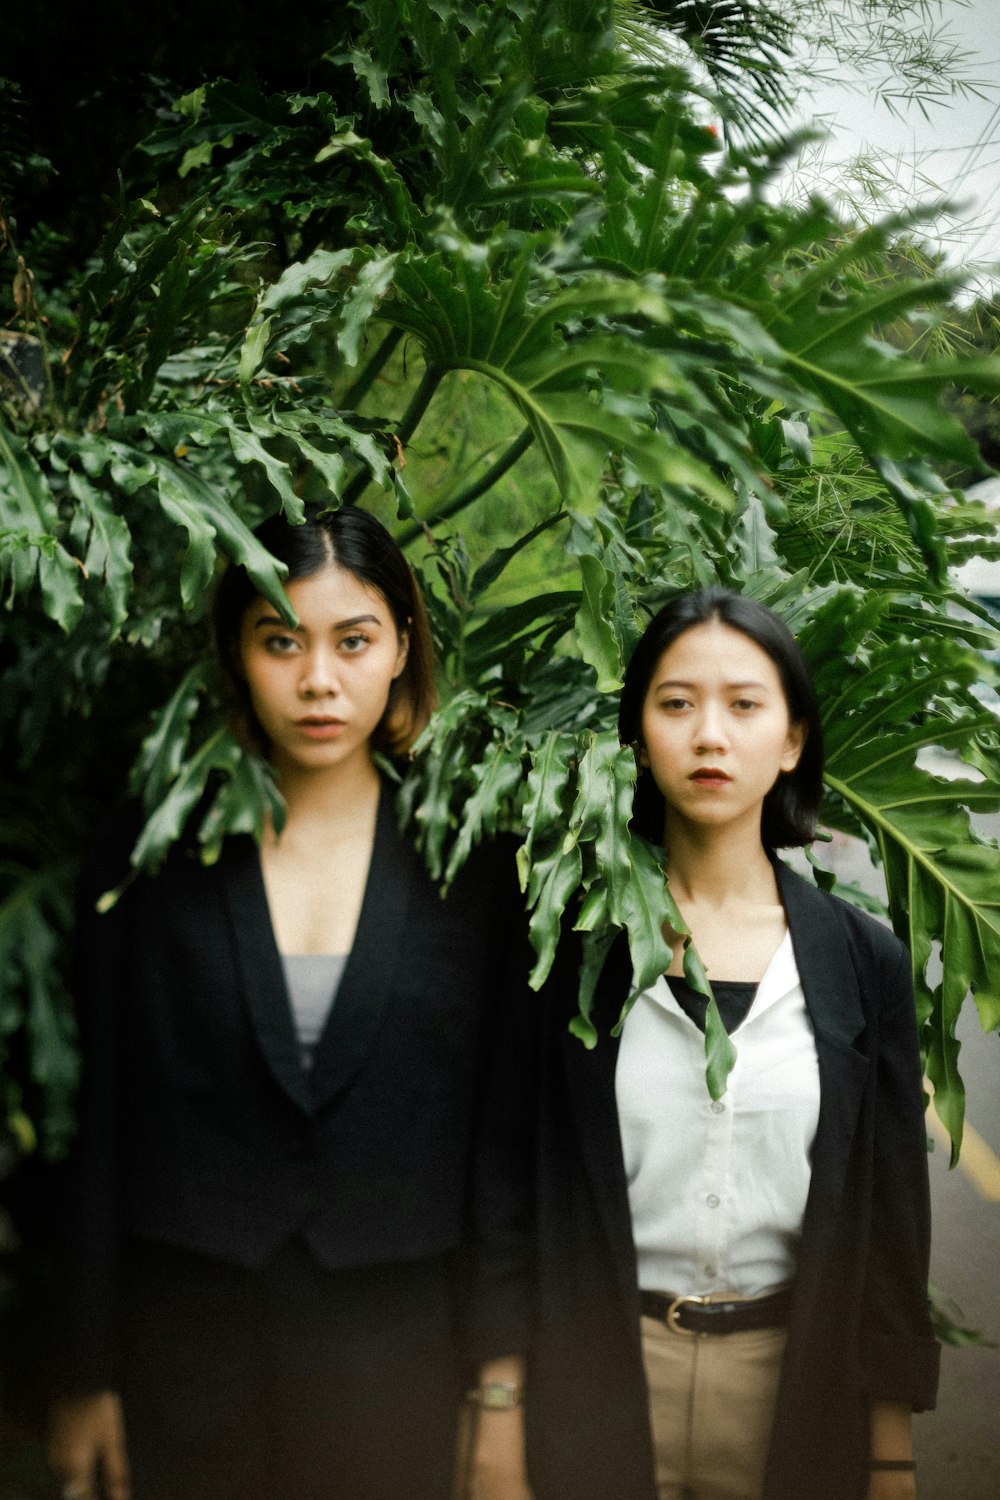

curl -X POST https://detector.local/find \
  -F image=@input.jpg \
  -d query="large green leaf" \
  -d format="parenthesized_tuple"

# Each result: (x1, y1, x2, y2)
(0, 865, 78, 1157)
(378, 251, 736, 510)
(821, 638, 1000, 1162)
(0, 424, 84, 632)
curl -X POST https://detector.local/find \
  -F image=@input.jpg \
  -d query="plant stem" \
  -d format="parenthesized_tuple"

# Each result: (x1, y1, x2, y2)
(397, 427, 535, 544)
(342, 362, 443, 506)
(340, 328, 404, 410)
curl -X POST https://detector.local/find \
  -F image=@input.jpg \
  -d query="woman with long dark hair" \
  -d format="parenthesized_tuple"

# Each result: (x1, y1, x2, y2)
(48, 505, 533, 1500)
(527, 586, 938, 1500)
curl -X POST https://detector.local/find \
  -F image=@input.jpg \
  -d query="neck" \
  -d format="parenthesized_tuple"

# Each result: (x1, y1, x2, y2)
(272, 752, 382, 831)
(662, 815, 777, 906)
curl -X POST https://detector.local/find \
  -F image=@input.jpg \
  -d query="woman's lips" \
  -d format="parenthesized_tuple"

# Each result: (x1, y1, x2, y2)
(296, 717, 346, 740)
(689, 768, 731, 786)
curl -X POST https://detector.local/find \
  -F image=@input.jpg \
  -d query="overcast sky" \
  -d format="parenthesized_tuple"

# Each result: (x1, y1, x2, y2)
(788, 0, 999, 285)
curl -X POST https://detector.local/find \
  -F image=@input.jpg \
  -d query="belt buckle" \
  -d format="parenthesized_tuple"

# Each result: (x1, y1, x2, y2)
(666, 1292, 707, 1336)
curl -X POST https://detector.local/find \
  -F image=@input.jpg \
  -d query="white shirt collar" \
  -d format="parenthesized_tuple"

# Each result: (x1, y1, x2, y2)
(643, 928, 796, 1029)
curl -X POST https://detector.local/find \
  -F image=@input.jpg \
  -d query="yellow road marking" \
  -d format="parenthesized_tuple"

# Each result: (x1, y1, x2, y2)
(928, 1105, 1000, 1202)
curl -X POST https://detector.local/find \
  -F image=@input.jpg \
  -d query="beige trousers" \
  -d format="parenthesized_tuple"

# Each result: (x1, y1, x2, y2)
(640, 1307, 788, 1500)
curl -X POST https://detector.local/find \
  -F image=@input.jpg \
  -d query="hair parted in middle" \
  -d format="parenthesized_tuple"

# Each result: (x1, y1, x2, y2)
(213, 504, 436, 759)
(618, 584, 825, 850)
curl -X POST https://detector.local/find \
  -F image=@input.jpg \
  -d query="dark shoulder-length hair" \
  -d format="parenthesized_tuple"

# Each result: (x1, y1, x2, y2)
(618, 585, 825, 850)
(213, 505, 436, 758)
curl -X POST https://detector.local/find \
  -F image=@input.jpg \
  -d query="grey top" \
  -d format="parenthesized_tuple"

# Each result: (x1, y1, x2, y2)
(280, 952, 348, 1071)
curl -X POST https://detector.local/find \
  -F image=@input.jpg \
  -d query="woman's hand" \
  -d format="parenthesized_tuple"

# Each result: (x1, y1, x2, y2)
(456, 1357, 533, 1500)
(48, 1390, 130, 1500)
(464, 1404, 536, 1500)
(865, 1472, 917, 1500)
(463, 1406, 533, 1500)
(866, 1400, 917, 1500)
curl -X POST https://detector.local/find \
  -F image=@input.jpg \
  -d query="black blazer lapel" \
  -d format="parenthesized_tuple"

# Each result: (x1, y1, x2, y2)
(220, 835, 314, 1116)
(561, 930, 641, 1310)
(777, 864, 870, 1306)
(309, 781, 412, 1110)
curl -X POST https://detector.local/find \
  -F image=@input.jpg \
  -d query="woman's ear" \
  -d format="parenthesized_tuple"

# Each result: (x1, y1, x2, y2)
(638, 742, 650, 769)
(781, 720, 806, 773)
(393, 625, 410, 680)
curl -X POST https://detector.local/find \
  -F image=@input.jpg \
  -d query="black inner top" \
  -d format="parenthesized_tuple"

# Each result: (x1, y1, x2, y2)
(669, 977, 758, 1035)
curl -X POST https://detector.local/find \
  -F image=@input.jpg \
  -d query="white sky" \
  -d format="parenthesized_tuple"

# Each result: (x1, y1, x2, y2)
(788, 0, 1000, 285)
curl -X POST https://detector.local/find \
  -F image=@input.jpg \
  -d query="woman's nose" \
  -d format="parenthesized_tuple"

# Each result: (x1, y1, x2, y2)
(693, 704, 728, 751)
(299, 649, 341, 698)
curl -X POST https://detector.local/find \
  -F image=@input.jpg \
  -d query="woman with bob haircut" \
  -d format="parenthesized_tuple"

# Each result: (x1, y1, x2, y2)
(48, 505, 536, 1500)
(525, 585, 938, 1500)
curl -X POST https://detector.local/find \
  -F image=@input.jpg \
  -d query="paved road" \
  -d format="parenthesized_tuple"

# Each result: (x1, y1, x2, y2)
(916, 999, 1000, 1500)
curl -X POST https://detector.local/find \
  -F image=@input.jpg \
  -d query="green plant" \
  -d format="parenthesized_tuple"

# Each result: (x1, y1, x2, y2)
(2, 0, 998, 1160)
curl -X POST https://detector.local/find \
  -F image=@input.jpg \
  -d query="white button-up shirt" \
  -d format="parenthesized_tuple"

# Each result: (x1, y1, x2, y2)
(616, 931, 820, 1298)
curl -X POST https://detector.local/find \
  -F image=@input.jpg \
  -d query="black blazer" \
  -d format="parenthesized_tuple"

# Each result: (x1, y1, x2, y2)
(58, 782, 534, 1392)
(526, 863, 940, 1500)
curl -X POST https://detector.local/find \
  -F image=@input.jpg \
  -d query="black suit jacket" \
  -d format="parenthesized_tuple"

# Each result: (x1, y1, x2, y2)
(526, 863, 940, 1500)
(58, 782, 534, 1392)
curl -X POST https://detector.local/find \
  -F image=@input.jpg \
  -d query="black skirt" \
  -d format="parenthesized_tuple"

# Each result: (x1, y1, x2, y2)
(119, 1238, 464, 1500)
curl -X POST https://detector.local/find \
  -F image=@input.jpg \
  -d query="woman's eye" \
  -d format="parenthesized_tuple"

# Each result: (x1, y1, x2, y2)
(340, 633, 371, 653)
(733, 698, 759, 711)
(659, 697, 689, 711)
(263, 633, 299, 655)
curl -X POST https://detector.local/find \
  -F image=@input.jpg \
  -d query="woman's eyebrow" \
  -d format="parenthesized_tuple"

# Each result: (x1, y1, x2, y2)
(251, 611, 383, 630)
(251, 611, 295, 630)
(333, 613, 383, 629)
(652, 677, 770, 690)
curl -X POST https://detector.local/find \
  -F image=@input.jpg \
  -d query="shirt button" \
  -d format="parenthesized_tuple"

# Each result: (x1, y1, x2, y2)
(704, 1265, 717, 1279)
(706, 1193, 721, 1208)
(711, 1100, 726, 1114)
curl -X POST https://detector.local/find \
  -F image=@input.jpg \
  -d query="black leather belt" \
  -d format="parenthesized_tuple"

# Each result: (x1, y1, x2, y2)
(640, 1285, 793, 1336)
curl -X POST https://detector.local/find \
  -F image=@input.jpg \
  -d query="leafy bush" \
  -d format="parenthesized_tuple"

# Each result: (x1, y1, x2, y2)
(2, 0, 999, 1163)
